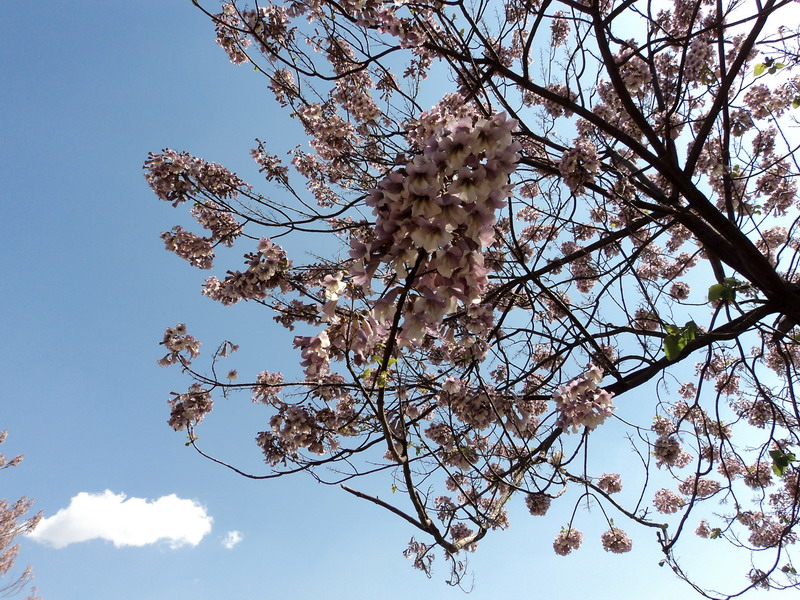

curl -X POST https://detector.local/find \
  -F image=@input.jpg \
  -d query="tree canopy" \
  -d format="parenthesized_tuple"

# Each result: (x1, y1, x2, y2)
(146, 0, 800, 596)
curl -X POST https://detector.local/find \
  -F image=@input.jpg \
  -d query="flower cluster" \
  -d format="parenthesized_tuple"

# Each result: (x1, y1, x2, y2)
(525, 84, 577, 118)
(168, 384, 212, 431)
(554, 364, 614, 432)
(252, 371, 284, 404)
(678, 476, 721, 498)
(268, 405, 327, 455)
(553, 527, 583, 556)
(683, 37, 714, 83)
(695, 520, 711, 538)
(159, 201, 241, 270)
(601, 528, 633, 553)
(157, 323, 201, 367)
(525, 493, 552, 516)
(214, 3, 250, 64)
(654, 488, 684, 514)
(559, 138, 599, 194)
(550, 12, 569, 47)
(144, 149, 248, 206)
(653, 435, 691, 468)
(615, 49, 651, 94)
(191, 202, 239, 244)
(348, 112, 520, 346)
(738, 511, 796, 548)
(597, 473, 622, 494)
(252, 141, 289, 182)
(202, 238, 291, 305)
(294, 331, 331, 378)
(160, 226, 215, 270)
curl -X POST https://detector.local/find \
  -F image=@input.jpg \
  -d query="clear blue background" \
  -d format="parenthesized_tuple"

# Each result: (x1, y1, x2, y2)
(0, 1, 774, 598)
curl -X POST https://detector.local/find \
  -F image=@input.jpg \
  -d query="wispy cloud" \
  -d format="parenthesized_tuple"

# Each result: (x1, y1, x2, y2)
(222, 530, 243, 550)
(27, 490, 212, 549)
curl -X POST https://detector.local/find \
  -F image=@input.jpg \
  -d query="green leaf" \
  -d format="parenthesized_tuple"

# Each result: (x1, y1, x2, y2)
(770, 448, 796, 477)
(391, 484, 397, 494)
(708, 278, 740, 303)
(663, 321, 698, 361)
(754, 63, 767, 76)
(792, 97, 800, 109)
(708, 283, 725, 303)
(663, 336, 681, 362)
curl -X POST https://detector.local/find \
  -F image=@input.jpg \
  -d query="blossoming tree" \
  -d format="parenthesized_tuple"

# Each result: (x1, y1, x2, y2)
(147, 0, 800, 595)
(1, 431, 40, 599)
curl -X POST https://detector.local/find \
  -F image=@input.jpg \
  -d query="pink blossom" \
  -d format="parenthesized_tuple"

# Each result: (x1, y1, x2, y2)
(553, 527, 583, 556)
(653, 435, 683, 468)
(554, 365, 614, 432)
(559, 138, 599, 194)
(144, 149, 249, 206)
(157, 323, 201, 367)
(525, 493, 551, 516)
(695, 520, 711, 538)
(678, 476, 721, 498)
(252, 371, 284, 404)
(601, 528, 633, 553)
(168, 384, 212, 431)
(597, 473, 622, 494)
(654, 489, 684, 514)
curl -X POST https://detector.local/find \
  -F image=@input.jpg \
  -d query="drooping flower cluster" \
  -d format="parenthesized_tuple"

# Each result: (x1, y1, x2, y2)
(293, 331, 331, 378)
(601, 528, 633, 553)
(525, 493, 552, 516)
(350, 112, 520, 346)
(553, 527, 583, 556)
(554, 365, 614, 432)
(653, 435, 691, 468)
(214, 3, 250, 64)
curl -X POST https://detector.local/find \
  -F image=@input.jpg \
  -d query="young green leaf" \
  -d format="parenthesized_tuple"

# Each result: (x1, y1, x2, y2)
(708, 278, 740, 303)
(663, 321, 698, 361)
(769, 448, 796, 477)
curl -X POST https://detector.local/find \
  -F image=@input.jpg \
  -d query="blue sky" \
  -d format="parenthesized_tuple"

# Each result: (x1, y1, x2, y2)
(0, 1, 781, 599)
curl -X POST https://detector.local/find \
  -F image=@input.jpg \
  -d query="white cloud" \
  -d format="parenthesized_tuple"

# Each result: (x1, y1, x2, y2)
(27, 490, 213, 549)
(222, 530, 243, 550)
